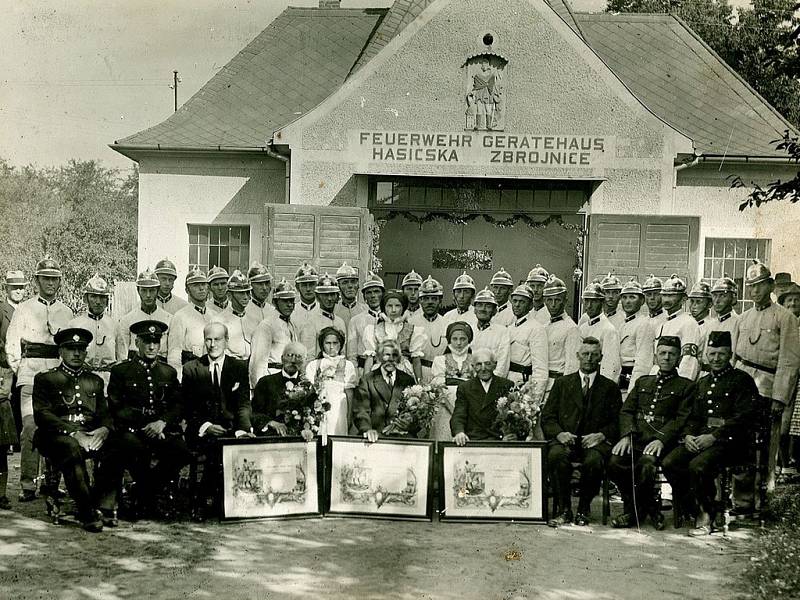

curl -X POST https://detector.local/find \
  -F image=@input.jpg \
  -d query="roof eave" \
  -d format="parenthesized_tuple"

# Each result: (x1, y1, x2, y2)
(109, 143, 288, 162)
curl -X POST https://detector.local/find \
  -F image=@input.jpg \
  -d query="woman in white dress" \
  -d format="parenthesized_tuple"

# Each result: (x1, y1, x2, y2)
(304, 327, 357, 436)
(430, 321, 476, 441)
(363, 290, 427, 382)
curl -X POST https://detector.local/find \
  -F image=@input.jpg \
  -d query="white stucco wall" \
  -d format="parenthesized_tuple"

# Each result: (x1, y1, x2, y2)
(136, 152, 286, 285)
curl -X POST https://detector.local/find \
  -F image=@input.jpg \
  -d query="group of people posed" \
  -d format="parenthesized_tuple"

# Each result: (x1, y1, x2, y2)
(0, 255, 798, 536)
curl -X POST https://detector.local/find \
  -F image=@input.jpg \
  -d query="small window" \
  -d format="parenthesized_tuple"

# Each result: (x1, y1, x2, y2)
(188, 225, 250, 275)
(702, 237, 771, 312)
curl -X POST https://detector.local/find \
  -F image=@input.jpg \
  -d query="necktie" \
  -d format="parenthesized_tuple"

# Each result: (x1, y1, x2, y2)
(582, 375, 590, 398)
(213, 363, 220, 389)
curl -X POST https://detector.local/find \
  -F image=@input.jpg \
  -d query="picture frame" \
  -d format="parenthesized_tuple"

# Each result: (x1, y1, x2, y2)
(438, 441, 547, 523)
(325, 436, 435, 521)
(221, 437, 324, 520)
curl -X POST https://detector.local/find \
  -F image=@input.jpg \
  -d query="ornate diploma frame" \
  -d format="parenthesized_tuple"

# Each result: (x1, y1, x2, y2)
(438, 441, 547, 523)
(221, 437, 323, 520)
(325, 436, 434, 521)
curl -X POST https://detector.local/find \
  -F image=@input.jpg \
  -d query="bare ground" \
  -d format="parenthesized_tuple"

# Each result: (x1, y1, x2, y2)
(0, 455, 752, 600)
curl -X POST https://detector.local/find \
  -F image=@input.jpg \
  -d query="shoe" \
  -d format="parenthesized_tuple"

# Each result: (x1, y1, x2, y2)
(574, 512, 591, 527)
(611, 513, 634, 528)
(547, 510, 573, 528)
(688, 524, 712, 537)
(81, 519, 104, 533)
(0, 496, 10, 510)
(650, 511, 666, 531)
(100, 509, 118, 528)
(18, 489, 36, 502)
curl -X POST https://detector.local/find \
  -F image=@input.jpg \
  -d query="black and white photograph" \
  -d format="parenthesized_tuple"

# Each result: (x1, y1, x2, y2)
(2, 0, 800, 598)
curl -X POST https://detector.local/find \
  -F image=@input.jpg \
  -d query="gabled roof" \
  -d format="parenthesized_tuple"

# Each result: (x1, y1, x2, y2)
(576, 13, 796, 157)
(113, 3, 795, 160)
(113, 7, 387, 150)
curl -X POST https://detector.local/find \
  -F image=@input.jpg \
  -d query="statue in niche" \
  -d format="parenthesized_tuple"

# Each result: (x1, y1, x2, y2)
(465, 54, 506, 131)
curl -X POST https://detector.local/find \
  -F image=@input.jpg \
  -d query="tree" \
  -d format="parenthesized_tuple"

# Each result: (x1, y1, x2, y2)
(606, 0, 800, 128)
(0, 159, 138, 311)
(729, 131, 800, 209)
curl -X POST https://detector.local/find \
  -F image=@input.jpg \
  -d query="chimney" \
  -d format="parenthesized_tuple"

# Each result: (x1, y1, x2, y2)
(319, 0, 341, 7)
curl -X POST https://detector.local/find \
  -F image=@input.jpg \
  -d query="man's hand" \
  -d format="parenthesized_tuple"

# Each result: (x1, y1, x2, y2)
(643, 439, 664, 457)
(581, 432, 605, 449)
(142, 420, 167, 439)
(235, 431, 255, 439)
(266, 421, 288, 436)
(393, 414, 412, 433)
(502, 433, 518, 442)
(363, 429, 379, 443)
(612, 435, 632, 456)
(73, 431, 94, 452)
(694, 433, 715, 451)
(206, 424, 228, 437)
(556, 432, 577, 446)
(684, 435, 699, 453)
(453, 432, 469, 447)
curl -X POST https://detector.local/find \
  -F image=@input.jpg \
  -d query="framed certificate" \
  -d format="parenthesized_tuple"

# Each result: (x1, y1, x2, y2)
(221, 437, 323, 520)
(325, 436, 434, 521)
(438, 441, 547, 523)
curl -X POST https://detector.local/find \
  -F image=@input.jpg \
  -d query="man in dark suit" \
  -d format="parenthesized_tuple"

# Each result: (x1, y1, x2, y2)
(183, 322, 253, 518)
(451, 348, 514, 445)
(355, 339, 416, 442)
(542, 336, 622, 527)
(251, 341, 312, 437)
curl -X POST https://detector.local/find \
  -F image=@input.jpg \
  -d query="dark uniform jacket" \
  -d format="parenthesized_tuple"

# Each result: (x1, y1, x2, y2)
(0, 300, 15, 368)
(182, 355, 251, 441)
(681, 365, 758, 446)
(33, 364, 111, 437)
(354, 368, 416, 434)
(107, 357, 182, 433)
(542, 371, 621, 443)
(451, 376, 514, 440)
(619, 371, 694, 446)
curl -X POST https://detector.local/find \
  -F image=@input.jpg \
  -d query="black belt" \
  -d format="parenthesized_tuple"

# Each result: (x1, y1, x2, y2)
(509, 362, 532, 376)
(548, 370, 563, 379)
(181, 350, 197, 365)
(357, 356, 366, 368)
(420, 358, 433, 368)
(735, 355, 776, 375)
(707, 417, 726, 428)
(21, 341, 59, 359)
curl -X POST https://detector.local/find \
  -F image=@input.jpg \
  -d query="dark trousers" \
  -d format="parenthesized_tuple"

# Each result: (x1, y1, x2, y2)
(10, 377, 21, 442)
(608, 447, 662, 516)
(36, 433, 125, 522)
(117, 431, 192, 506)
(662, 445, 728, 517)
(547, 441, 609, 514)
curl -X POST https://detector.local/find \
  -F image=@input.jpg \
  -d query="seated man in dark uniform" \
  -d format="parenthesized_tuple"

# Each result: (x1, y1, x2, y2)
(662, 330, 759, 536)
(609, 335, 695, 529)
(33, 328, 124, 532)
(451, 348, 514, 446)
(542, 336, 622, 527)
(108, 320, 190, 518)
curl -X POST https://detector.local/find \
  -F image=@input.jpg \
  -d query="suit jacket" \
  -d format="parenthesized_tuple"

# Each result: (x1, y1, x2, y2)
(0, 301, 15, 368)
(183, 354, 251, 442)
(354, 368, 416, 434)
(251, 371, 311, 434)
(450, 376, 514, 440)
(541, 371, 621, 443)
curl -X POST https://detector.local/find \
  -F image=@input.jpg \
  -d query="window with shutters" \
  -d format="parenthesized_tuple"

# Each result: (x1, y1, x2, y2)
(588, 215, 699, 288)
(702, 237, 771, 312)
(188, 225, 250, 274)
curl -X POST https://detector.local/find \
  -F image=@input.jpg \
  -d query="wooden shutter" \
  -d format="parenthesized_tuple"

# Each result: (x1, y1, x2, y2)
(587, 215, 699, 287)
(263, 204, 373, 282)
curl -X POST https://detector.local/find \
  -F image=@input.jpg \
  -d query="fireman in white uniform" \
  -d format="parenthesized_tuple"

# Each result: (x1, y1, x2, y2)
(578, 281, 622, 383)
(442, 271, 478, 329)
(490, 267, 516, 327)
(401, 270, 424, 319)
(471, 288, 511, 378)
(298, 273, 346, 358)
(600, 272, 626, 331)
(543, 275, 581, 391)
(706, 276, 740, 364)
(245, 261, 277, 323)
(334, 262, 367, 332)
(154, 258, 189, 315)
(206, 266, 230, 314)
(507, 284, 549, 400)
(526, 264, 551, 325)
(619, 278, 655, 391)
(291, 262, 319, 335)
(347, 272, 384, 373)
(211, 270, 254, 360)
(68, 274, 119, 389)
(651, 274, 701, 381)
(167, 266, 212, 380)
(687, 281, 714, 377)
(408, 275, 448, 382)
(249, 278, 299, 388)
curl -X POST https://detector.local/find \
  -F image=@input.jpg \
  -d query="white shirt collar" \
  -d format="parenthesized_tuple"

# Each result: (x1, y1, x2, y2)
(480, 378, 493, 392)
(579, 370, 597, 388)
(281, 369, 298, 379)
(208, 354, 225, 373)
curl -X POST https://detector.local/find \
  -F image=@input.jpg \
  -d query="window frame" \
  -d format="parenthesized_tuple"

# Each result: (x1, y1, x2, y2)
(701, 236, 771, 313)
(187, 224, 251, 275)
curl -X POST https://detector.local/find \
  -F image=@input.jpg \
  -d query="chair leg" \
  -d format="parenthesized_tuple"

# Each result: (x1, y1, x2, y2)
(602, 472, 610, 526)
(721, 468, 733, 537)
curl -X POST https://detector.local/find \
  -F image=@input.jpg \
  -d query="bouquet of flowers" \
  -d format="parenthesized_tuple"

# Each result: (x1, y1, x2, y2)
(383, 381, 448, 437)
(277, 377, 322, 438)
(493, 379, 545, 440)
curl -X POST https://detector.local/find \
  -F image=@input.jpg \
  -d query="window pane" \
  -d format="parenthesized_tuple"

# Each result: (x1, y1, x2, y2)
(240, 247, 250, 269)
(410, 186, 426, 206)
(189, 245, 199, 265)
(426, 187, 442, 206)
(500, 189, 517, 210)
(441, 188, 456, 208)
(376, 181, 395, 205)
(188, 225, 198, 244)
(241, 227, 250, 246)
(724, 240, 735, 258)
(704, 258, 712, 277)
(209, 247, 220, 268)
(219, 247, 230, 271)
(210, 228, 220, 245)
(230, 227, 241, 245)
(199, 226, 209, 246)
(735, 239, 746, 259)
(704, 238, 712, 256)
(220, 227, 229, 246)
(229, 247, 240, 269)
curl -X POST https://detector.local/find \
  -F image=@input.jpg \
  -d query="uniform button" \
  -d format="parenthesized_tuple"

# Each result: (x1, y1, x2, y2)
(711, 384, 715, 389)
(74, 385, 80, 390)
(707, 400, 713, 405)
(707, 391, 712, 395)
(77, 400, 82, 405)
(75, 393, 81, 398)
(708, 409, 713, 414)
(147, 376, 152, 381)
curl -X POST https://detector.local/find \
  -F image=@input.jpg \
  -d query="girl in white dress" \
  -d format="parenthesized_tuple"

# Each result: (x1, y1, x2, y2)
(430, 321, 476, 441)
(363, 290, 427, 382)
(304, 327, 357, 436)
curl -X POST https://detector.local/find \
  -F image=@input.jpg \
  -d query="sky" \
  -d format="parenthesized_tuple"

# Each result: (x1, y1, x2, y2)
(1, 0, 749, 170)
